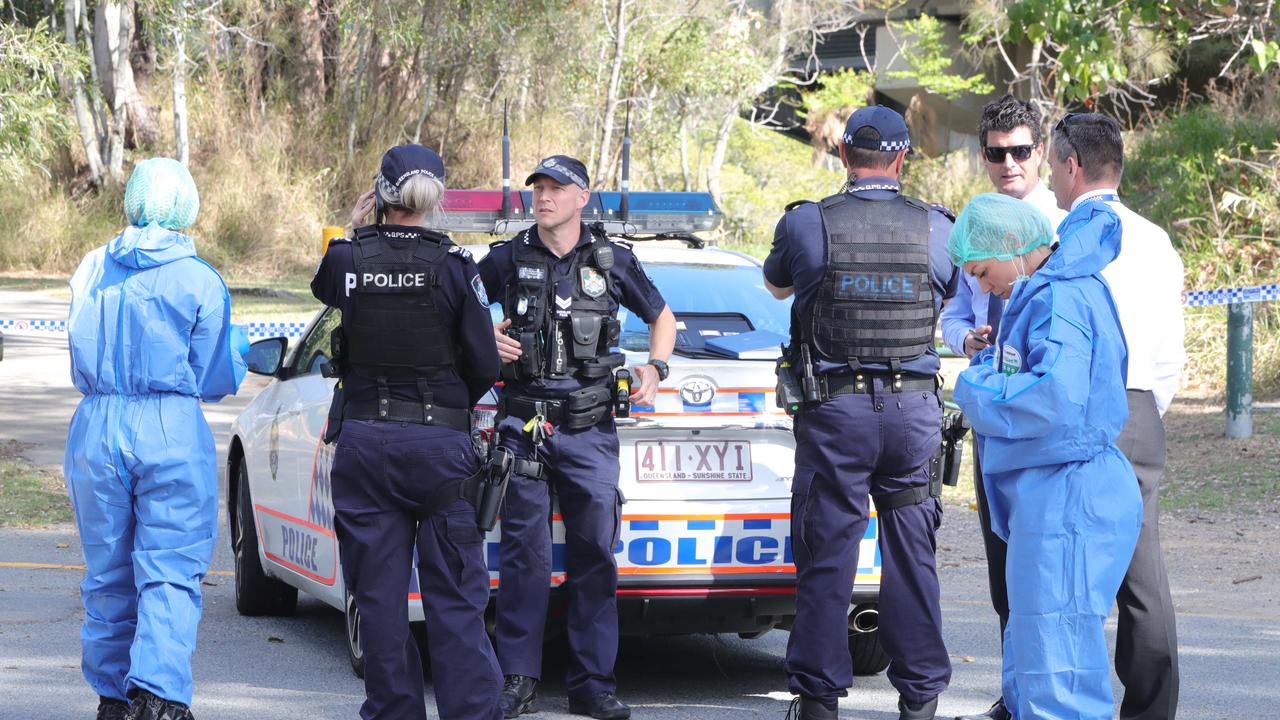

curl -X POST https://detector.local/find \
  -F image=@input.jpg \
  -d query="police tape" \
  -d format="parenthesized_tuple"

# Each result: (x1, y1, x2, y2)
(0, 319, 312, 338)
(2, 282, 1277, 336)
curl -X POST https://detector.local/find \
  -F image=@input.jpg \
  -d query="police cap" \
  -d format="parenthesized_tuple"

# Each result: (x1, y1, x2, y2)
(525, 155, 590, 190)
(843, 105, 914, 155)
(379, 144, 446, 192)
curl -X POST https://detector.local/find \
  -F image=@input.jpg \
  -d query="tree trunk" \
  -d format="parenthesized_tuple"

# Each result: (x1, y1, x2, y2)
(679, 113, 691, 191)
(594, 0, 628, 187)
(706, 100, 736, 209)
(61, 0, 104, 184)
(345, 23, 371, 160)
(172, 0, 189, 165)
(293, 0, 327, 111)
(106, 1, 130, 182)
(94, 0, 159, 157)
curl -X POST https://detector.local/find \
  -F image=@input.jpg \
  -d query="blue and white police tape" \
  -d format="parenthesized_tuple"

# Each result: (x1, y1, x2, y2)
(0, 319, 312, 339)
(2, 282, 1277, 335)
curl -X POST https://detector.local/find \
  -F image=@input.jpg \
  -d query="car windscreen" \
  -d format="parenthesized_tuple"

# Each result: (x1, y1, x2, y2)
(620, 262, 792, 356)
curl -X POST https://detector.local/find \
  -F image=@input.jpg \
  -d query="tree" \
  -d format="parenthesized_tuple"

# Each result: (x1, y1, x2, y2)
(0, 22, 78, 181)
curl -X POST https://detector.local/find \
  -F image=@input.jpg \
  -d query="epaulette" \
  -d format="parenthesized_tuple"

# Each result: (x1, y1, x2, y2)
(488, 238, 511, 249)
(609, 238, 633, 250)
(784, 199, 816, 212)
(930, 203, 957, 222)
(446, 243, 473, 261)
(326, 236, 351, 245)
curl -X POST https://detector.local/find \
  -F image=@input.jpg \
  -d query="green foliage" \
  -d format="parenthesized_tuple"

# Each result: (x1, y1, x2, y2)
(0, 23, 80, 182)
(799, 68, 877, 118)
(890, 15, 993, 100)
(1250, 39, 1280, 73)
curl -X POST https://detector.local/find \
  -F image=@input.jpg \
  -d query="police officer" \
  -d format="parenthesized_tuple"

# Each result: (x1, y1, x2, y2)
(764, 107, 956, 720)
(311, 144, 503, 720)
(478, 155, 676, 720)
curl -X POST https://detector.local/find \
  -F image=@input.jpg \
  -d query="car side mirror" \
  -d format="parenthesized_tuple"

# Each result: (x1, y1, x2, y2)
(244, 337, 287, 376)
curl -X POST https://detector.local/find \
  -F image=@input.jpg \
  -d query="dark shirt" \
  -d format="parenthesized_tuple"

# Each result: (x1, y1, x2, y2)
(310, 224, 501, 410)
(763, 177, 957, 377)
(478, 222, 667, 399)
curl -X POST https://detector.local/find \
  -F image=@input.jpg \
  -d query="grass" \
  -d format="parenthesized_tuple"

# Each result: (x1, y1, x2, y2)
(0, 441, 73, 528)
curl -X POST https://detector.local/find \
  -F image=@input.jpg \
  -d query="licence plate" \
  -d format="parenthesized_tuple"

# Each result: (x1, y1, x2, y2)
(634, 440, 752, 482)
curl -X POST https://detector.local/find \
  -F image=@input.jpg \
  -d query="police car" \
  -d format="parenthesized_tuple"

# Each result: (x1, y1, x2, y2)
(226, 190, 887, 678)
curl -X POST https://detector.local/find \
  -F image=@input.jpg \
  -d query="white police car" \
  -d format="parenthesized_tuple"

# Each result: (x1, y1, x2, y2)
(226, 191, 887, 678)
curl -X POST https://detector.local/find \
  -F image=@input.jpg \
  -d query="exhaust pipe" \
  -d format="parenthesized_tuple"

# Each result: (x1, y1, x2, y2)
(849, 604, 879, 634)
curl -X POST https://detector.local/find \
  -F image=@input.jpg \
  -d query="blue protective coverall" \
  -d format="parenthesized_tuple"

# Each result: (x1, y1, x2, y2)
(953, 201, 1142, 720)
(64, 222, 245, 706)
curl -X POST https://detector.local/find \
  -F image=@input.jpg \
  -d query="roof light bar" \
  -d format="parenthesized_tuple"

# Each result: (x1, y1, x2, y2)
(433, 190, 722, 235)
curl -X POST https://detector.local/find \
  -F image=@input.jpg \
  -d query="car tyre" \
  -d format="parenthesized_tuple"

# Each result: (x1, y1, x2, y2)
(345, 586, 365, 678)
(233, 460, 298, 616)
(849, 628, 891, 676)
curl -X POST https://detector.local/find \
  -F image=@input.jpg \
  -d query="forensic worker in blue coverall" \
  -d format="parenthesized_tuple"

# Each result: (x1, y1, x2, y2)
(951, 192, 1142, 720)
(311, 144, 504, 720)
(64, 157, 247, 720)
(764, 106, 956, 720)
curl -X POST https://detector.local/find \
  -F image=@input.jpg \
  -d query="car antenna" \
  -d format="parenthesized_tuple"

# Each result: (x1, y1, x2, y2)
(620, 100, 631, 223)
(501, 99, 512, 221)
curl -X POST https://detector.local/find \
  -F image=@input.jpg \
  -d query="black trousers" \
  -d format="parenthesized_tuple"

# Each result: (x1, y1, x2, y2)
(974, 390, 1180, 719)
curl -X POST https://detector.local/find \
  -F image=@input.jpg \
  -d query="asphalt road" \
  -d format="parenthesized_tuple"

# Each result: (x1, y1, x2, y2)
(2, 287, 1278, 718)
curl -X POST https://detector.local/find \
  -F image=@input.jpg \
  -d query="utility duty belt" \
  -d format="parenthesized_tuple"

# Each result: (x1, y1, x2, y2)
(414, 435, 514, 532)
(344, 379, 471, 433)
(499, 385, 613, 431)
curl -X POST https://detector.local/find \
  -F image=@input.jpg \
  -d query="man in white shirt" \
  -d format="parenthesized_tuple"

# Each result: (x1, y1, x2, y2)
(1054, 112, 1184, 720)
(949, 95, 1067, 720)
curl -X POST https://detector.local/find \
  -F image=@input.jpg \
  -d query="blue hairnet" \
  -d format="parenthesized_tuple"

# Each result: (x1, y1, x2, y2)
(124, 158, 200, 230)
(948, 192, 1053, 266)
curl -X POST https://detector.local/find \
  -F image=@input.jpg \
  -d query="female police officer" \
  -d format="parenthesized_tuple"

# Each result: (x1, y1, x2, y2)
(951, 193, 1142, 720)
(311, 145, 503, 720)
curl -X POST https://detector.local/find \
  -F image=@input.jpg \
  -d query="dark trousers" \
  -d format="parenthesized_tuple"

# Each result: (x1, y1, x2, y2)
(785, 381, 951, 706)
(494, 416, 623, 700)
(974, 390, 1179, 719)
(332, 420, 503, 720)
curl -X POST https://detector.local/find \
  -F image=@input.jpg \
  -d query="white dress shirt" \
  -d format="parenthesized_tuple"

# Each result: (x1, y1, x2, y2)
(1022, 182, 1068, 229)
(1074, 189, 1187, 414)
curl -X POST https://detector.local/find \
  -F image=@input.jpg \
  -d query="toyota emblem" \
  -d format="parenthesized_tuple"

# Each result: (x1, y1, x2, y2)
(679, 377, 716, 406)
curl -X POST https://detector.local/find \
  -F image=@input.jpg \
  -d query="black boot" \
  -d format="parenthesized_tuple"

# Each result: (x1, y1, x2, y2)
(785, 696, 838, 720)
(568, 691, 631, 719)
(899, 696, 938, 720)
(499, 675, 538, 718)
(955, 698, 1010, 720)
(126, 690, 194, 720)
(96, 697, 129, 720)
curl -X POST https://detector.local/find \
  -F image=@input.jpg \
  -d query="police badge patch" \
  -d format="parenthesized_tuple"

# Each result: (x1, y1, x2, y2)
(471, 274, 489, 306)
(579, 267, 607, 298)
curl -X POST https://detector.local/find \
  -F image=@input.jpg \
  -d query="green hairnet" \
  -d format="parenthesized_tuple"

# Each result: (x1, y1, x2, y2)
(124, 157, 200, 230)
(948, 192, 1053, 266)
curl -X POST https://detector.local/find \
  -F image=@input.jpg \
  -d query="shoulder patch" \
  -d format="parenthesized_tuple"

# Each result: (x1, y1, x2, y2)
(471, 274, 489, 306)
(784, 199, 816, 212)
(447, 244, 472, 260)
(930, 202, 957, 221)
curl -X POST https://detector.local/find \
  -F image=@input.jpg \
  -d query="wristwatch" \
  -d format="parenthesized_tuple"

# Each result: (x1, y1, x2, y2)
(646, 358, 670, 381)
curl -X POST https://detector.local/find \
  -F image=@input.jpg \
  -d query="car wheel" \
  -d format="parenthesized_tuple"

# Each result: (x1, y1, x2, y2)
(849, 628, 891, 676)
(233, 460, 298, 616)
(345, 586, 365, 678)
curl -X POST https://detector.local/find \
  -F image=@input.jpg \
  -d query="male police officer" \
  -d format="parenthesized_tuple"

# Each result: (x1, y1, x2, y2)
(311, 145, 504, 720)
(478, 155, 676, 720)
(765, 106, 956, 720)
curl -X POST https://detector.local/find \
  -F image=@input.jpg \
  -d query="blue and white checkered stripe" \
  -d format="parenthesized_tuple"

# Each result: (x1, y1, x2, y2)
(840, 134, 912, 152)
(1182, 283, 1279, 308)
(0, 319, 310, 338)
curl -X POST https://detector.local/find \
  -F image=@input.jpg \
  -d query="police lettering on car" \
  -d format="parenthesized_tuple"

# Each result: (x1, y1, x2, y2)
(477, 155, 676, 720)
(310, 144, 505, 720)
(763, 106, 958, 720)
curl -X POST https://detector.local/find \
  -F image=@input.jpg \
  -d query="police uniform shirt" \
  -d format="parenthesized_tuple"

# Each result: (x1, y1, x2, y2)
(1075, 188, 1186, 414)
(478, 223, 667, 398)
(940, 181, 1067, 356)
(763, 176, 957, 377)
(310, 225, 501, 409)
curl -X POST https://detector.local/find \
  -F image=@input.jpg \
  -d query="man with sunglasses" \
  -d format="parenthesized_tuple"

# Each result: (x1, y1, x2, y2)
(949, 95, 1066, 720)
(1045, 111, 1183, 720)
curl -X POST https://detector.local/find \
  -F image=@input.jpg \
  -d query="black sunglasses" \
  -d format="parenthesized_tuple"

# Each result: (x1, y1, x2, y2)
(1054, 112, 1084, 167)
(982, 144, 1036, 163)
